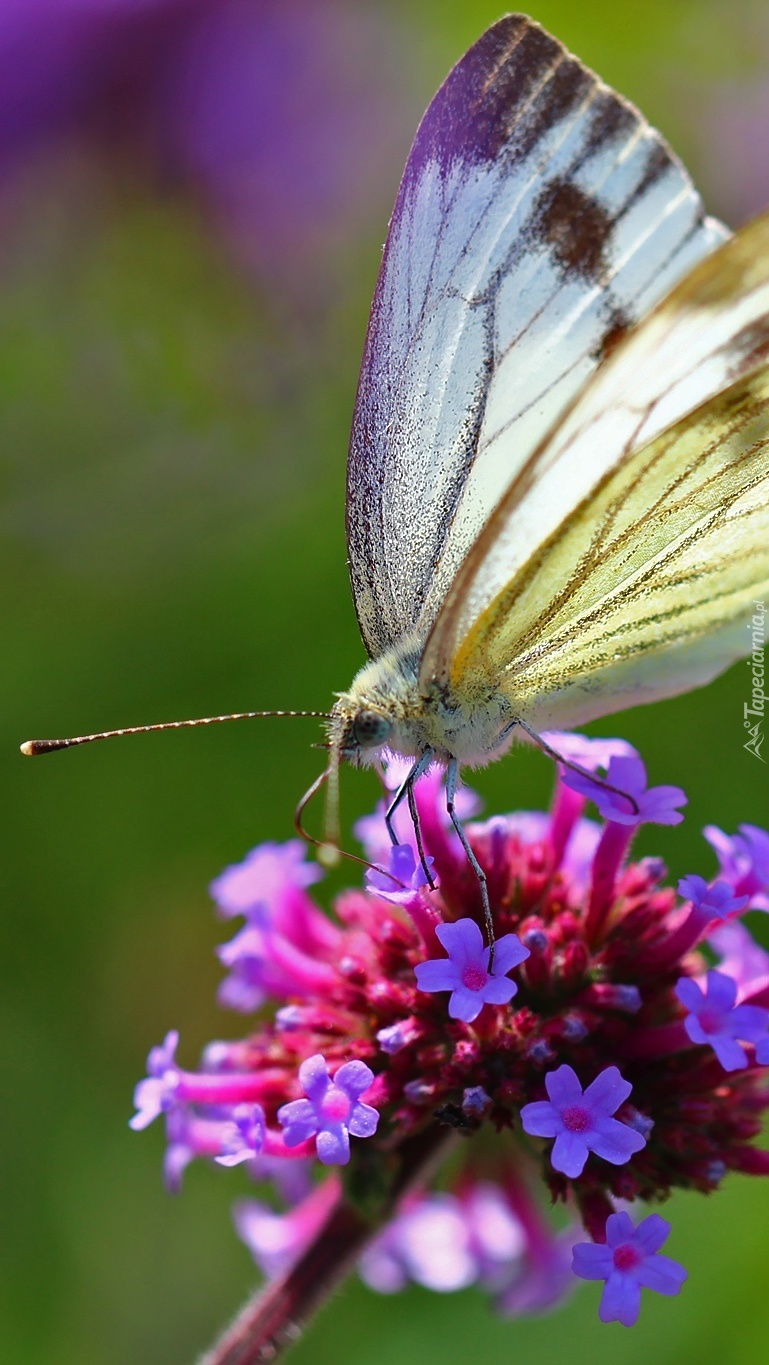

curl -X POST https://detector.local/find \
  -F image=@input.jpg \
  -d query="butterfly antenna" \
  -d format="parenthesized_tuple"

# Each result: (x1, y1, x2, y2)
(20, 710, 330, 756)
(517, 719, 640, 816)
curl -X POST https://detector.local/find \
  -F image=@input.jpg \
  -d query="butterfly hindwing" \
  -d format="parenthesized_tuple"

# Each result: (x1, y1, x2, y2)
(346, 13, 725, 660)
(420, 219, 769, 729)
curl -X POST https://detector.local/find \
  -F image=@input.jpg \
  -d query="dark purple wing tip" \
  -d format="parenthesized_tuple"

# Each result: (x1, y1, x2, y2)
(406, 15, 565, 174)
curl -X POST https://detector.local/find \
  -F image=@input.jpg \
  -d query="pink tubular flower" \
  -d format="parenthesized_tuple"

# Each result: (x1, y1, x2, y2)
(131, 735, 769, 1339)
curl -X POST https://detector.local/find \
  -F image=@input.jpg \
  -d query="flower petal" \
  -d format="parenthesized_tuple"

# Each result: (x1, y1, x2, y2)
(448, 986, 485, 1023)
(551, 1130, 590, 1177)
(297, 1054, 330, 1103)
(316, 1123, 350, 1165)
(348, 1101, 380, 1138)
(583, 1065, 632, 1116)
(436, 917, 484, 965)
(572, 1242, 614, 1280)
(489, 933, 529, 976)
(333, 1059, 375, 1098)
(711, 1036, 749, 1071)
(519, 1101, 561, 1138)
(604, 1211, 636, 1246)
(544, 1064, 583, 1107)
(632, 1214, 670, 1255)
(590, 1116, 646, 1165)
(480, 976, 518, 1005)
(599, 1272, 641, 1326)
(414, 959, 459, 993)
(277, 1098, 317, 1145)
(675, 977, 705, 1012)
(704, 970, 738, 1011)
(636, 1254, 687, 1295)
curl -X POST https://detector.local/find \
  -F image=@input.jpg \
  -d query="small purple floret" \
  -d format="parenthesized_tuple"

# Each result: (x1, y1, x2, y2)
(572, 1212, 687, 1326)
(704, 823, 769, 909)
(520, 1064, 646, 1178)
(129, 1030, 181, 1131)
(277, 1054, 379, 1165)
(675, 969, 769, 1070)
(414, 918, 529, 1023)
(210, 840, 321, 919)
(563, 756, 687, 828)
(678, 874, 748, 919)
(366, 843, 436, 902)
(215, 1104, 267, 1167)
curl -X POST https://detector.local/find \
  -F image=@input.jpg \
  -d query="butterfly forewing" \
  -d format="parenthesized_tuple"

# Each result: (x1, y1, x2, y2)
(346, 13, 725, 660)
(419, 214, 769, 723)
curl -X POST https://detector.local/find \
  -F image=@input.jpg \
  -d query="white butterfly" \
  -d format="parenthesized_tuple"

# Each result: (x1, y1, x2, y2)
(22, 16, 769, 930)
(325, 15, 769, 902)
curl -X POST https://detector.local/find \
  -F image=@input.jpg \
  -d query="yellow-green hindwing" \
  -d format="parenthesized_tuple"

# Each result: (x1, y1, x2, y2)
(453, 364, 769, 729)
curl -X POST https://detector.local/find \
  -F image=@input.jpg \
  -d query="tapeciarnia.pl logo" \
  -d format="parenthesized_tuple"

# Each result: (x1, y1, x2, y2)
(744, 600, 766, 763)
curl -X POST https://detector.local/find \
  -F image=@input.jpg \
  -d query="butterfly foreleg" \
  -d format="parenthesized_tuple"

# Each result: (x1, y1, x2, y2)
(446, 757, 495, 961)
(385, 750, 436, 889)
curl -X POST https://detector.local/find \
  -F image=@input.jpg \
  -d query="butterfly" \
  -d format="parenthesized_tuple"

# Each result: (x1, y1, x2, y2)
(22, 16, 769, 936)
(321, 14, 769, 915)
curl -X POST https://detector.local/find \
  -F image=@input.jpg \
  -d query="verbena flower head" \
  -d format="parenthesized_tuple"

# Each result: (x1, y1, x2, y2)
(131, 737, 769, 1333)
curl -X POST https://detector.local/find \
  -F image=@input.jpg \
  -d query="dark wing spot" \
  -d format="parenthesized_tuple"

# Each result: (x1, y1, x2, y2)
(581, 88, 638, 158)
(598, 307, 633, 360)
(509, 54, 594, 161)
(533, 179, 613, 281)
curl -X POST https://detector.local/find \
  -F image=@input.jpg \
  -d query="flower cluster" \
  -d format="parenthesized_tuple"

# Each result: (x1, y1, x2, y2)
(132, 736, 769, 1333)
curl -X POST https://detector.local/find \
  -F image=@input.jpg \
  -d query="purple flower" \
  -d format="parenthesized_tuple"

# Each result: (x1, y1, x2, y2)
(709, 920, 769, 997)
(214, 1104, 266, 1167)
(277, 1054, 379, 1165)
(129, 1030, 181, 1130)
(366, 843, 436, 903)
(563, 756, 687, 827)
(359, 1192, 480, 1293)
(211, 839, 322, 920)
(496, 1227, 578, 1317)
(674, 970, 769, 1071)
(572, 1212, 687, 1326)
(462, 1086, 491, 1115)
(234, 1187, 331, 1281)
(360, 1186, 524, 1295)
(543, 732, 639, 772)
(678, 874, 749, 920)
(414, 918, 529, 1024)
(520, 1065, 646, 1178)
(704, 823, 769, 910)
(376, 1019, 419, 1055)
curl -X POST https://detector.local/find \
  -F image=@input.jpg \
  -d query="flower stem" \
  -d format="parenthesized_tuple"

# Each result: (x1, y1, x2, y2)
(199, 1124, 455, 1365)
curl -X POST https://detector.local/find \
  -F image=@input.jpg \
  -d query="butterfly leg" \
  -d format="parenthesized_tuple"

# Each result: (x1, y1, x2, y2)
(385, 750, 436, 889)
(446, 758, 495, 959)
(517, 719, 639, 817)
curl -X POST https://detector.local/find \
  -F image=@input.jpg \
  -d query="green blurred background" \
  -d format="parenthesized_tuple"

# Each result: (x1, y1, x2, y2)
(3, 1, 768, 1360)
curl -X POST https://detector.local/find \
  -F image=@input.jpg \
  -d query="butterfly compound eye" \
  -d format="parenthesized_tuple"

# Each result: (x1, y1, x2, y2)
(352, 710, 392, 749)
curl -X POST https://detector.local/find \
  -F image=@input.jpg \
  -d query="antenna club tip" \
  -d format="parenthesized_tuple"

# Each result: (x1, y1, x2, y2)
(317, 842, 342, 869)
(20, 740, 39, 756)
